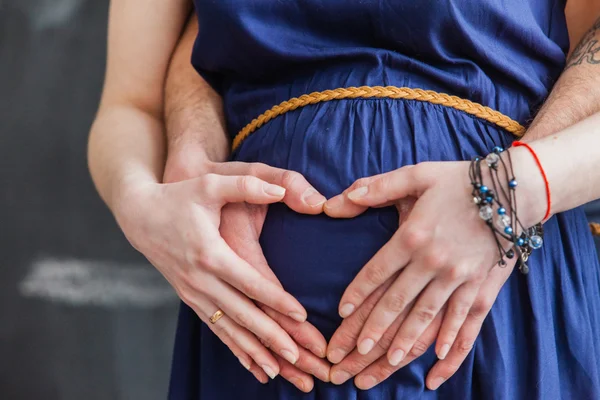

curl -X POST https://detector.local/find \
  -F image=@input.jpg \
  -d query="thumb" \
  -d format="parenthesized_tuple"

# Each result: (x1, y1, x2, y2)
(345, 166, 424, 207)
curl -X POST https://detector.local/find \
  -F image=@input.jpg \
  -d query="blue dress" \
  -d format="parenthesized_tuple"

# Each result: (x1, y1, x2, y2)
(169, 1, 600, 399)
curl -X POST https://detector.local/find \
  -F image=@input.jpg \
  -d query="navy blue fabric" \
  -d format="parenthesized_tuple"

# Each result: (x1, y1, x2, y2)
(169, 2, 600, 399)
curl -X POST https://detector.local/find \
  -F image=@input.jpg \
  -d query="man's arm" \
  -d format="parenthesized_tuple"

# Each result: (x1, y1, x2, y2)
(163, 16, 229, 183)
(524, 2, 600, 140)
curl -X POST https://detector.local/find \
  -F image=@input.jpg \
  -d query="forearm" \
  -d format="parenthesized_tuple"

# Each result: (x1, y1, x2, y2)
(164, 15, 229, 181)
(514, 112, 600, 226)
(87, 0, 189, 210)
(524, 14, 600, 141)
(88, 105, 165, 209)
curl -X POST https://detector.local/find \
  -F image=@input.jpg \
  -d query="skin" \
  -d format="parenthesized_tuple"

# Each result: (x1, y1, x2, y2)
(88, 1, 328, 391)
(89, 0, 600, 394)
(324, 11, 600, 390)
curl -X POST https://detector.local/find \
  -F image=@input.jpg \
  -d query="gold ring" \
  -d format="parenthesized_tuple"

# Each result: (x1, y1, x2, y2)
(209, 309, 225, 324)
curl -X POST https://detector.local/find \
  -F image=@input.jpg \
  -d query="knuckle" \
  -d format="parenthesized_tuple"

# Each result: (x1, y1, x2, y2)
(373, 363, 396, 379)
(446, 265, 466, 281)
(281, 170, 300, 188)
(240, 279, 262, 299)
(402, 226, 431, 250)
(456, 338, 474, 356)
(178, 290, 195, 307)
(236, 175, 256, 194)
(234, 311, 255, 331)
(260, 334, 276, 350)
(423, 252, 449, 272)
(415, 305, 437, 324)
(345, 358, 368, 373)
(385, 291, 409, 313)
(449, 302, 470, 320)
(471, 297, 494, 317)
(335, 325, 359, 348)
(364, 264, 387, 286)
(409, 339, 430, 358)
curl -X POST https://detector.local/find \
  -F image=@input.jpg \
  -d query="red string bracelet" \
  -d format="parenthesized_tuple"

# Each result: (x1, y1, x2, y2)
(512, 141, 551, 221)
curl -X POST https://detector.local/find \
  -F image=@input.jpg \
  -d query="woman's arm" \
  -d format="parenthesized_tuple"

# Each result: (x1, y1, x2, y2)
(89, 0, 190, 206)
(160, 15, 331, 390)
(88, 1, 331, 385)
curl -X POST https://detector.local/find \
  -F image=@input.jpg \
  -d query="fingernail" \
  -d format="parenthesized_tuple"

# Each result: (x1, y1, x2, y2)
(389, 349, 405, 366)
(331, 370, 352, 385)
(430, 376, 446, 390)
(281, 349, 298, 365)
(309, 344, 326, 358)
(324, 195, 343, 211)
(302, 188, 326, 207)
(262, 364, 277, 379)
(289, 377, 306, 392)
(288, 311, 306, 323)
(358, 338, 375, 355)
(315, 367, 330, 382)
(438, 344, 450, 360)
(339, 303, 355, 318)
(347, 186, 368, 200)
(358, 375, 378, 389)
(327, 349, 347, 364)
(238, 357, 251, 370)
(264, 183, 286, 197)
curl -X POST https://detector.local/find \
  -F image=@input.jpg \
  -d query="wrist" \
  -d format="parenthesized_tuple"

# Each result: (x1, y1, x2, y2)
(508, 146, 548, 227)
(164, 141, 218, 183)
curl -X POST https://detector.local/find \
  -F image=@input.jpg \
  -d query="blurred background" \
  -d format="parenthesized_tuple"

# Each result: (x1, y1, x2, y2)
(1, 1, 599, 399)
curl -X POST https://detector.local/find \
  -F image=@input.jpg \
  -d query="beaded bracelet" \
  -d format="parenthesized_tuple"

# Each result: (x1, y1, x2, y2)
(469, 146, 543, 274)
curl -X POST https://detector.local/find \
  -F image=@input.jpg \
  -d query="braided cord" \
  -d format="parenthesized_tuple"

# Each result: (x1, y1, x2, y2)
(232, 86, 526, 151)
(232, 86, 599, 237)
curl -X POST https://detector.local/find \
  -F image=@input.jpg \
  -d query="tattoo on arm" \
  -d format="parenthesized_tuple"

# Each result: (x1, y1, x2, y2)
(566, 17, 600, 69)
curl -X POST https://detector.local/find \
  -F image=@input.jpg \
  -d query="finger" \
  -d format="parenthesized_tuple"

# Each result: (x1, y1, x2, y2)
(199, 174, 287, 205)
(338, 231, 412, 319)
(292, 347, 331, 383)
(276, 355, 315, 393)
(262, 306, 328, 358)
(201, 275, 301, 367)
(426, 263, 512, 390)
(355, 265, 434, 356)
(220, 202, 281, 285)
(344, 165, 428, 208)
(324, 175, 383, 218)
(330, 302, 407, 385)
(207, 238, 308, 322)
(386, 277, 462, 366)
(189, 294, 280, 380)
(214, 162, 326, 212)
(354, 312, 442, 390)
(434, 281, 481, 360)
(327, 275, 397, 364)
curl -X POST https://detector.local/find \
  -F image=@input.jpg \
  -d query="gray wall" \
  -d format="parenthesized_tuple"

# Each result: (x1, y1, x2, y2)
(1, 1, 178, 399)
(1, 1, 600, 400)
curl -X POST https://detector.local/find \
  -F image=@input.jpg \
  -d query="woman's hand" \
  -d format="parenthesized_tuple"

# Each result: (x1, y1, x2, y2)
(115, 160, 327, 387)
(325, 258, 514, 390)
(324, 160, 543, 371)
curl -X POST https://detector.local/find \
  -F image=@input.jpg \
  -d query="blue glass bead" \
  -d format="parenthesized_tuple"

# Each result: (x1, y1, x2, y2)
(480, 185, 489, 193)
(509, 180, 518, 188)
(529, 235, 543, 249)
(486, 196, 494, 203)
(497, 207, 506, 215)
(493, 146, 504, 153)
(504, 226, 513, 235)
(516, 238, 525, 246)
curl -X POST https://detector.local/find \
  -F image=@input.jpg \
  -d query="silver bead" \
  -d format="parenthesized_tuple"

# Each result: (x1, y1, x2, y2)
(495, 214, 511, 229)
(479, 205, 493, 220)
(485, 152, 500, 167)
(529, 235, 543, 249)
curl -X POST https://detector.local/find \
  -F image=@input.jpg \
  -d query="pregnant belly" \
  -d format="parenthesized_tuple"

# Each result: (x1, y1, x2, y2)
(231, 98, 511, 338)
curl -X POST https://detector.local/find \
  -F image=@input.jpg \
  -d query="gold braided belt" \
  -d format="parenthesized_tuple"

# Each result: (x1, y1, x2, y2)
(232, 85, 600, 236)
